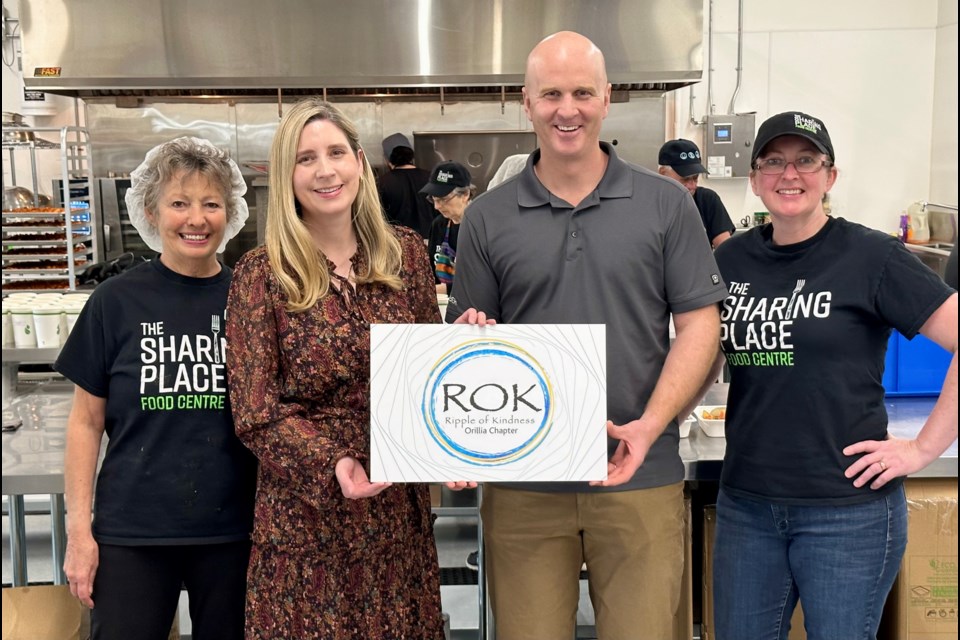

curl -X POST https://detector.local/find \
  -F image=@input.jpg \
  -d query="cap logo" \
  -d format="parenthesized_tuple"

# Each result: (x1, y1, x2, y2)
(680, 150, 701, 161)
(436, 170, 453, 184)
(793, 114, 822, 135)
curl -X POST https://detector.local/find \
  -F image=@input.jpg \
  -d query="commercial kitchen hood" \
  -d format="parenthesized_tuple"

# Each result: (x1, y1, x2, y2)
(20, 0, 703, 100)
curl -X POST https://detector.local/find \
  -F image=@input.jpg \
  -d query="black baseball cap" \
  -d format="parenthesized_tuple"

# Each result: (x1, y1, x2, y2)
(419, 161, 472, 197)
(752, 111, 835, 164)
(382, 133, 412, 159)
(658, 139, 708, 177)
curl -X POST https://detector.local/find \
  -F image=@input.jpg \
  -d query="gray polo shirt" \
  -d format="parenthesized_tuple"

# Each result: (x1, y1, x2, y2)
(447, 143, 726, 492)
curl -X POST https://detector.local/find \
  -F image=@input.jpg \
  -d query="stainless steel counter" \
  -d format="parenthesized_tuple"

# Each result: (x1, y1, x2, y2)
(2, 382, 73, 586)
(3, 381, 957, 587)
(679, 384, 959, 480)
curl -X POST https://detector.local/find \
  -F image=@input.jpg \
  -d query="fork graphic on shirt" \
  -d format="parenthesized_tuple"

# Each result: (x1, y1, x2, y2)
(211, 315, 221, 363)
(785, 279, 806, 320)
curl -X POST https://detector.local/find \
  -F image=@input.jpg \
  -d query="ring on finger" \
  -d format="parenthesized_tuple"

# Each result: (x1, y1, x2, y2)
(879, 460, 887, 471)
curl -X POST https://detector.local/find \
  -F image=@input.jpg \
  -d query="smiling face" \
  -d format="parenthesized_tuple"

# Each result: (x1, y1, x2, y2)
(293, 118, 363, 224)
(146, 170, 227, 276)
(523, 32, 611, 163)
(750, 135, 837, 223)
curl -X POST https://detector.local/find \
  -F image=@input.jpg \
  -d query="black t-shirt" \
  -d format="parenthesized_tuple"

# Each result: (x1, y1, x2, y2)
(55, 259, 257, 544)
(692, 186, 736, 244)
(714, 218, 952, 505)
(378, 167, 435, 239)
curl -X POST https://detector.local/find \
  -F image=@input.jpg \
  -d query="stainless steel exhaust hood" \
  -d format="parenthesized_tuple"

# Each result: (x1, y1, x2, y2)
(20, 0, 703, 100)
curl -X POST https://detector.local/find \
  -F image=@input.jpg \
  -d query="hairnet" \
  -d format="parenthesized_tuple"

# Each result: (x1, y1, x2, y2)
(124, 137, 249, 253)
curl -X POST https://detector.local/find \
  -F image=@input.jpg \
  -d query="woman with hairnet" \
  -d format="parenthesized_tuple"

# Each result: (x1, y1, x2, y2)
(55, 137, 258, 640)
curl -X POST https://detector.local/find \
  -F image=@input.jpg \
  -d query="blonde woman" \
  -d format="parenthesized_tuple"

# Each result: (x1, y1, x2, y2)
(225, 98, 445, 639)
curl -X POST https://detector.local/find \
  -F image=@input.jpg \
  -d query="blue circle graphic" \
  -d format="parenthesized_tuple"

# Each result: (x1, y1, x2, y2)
(422, 340, 553, 466)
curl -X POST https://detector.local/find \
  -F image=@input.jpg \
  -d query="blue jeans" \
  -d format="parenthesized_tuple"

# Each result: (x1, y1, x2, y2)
(713, 486, 907, 640)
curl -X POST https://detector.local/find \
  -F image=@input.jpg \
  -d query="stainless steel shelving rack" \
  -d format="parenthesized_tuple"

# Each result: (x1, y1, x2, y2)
(2, 125, 99, 293)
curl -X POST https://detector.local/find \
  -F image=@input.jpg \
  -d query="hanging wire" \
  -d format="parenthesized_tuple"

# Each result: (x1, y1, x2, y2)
(2, 21, 21, 68)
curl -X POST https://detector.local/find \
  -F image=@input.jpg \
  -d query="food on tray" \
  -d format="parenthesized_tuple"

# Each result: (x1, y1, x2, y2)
(2, 278, 71, 291)
(701, 406, 726, 420)
(2, 206, 67, 214)
(1, 216, 66, 227)
(2, 243, 87, 256)
(2, 258, 87, 270)
(3, 231, 68, 242)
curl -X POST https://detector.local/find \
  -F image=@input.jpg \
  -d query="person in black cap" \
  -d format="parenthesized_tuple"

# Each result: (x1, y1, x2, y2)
(377, 132, 435, 239)
(658, 138, 736, 248)
(700, 110, 958, 640)
(420, 161, 475, 295)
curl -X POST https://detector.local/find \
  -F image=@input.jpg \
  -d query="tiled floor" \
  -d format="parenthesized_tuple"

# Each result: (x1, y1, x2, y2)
(3, 492, 599, 639)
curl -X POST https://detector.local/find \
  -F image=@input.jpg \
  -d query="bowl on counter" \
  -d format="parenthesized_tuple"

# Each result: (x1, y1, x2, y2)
(679, 414, 696, 438)
(3, 186, 52, 210)
(695, 405, 726, 438)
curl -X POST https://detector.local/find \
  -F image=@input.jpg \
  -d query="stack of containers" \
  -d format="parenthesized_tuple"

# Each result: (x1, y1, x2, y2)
(1, 292, 90, 349)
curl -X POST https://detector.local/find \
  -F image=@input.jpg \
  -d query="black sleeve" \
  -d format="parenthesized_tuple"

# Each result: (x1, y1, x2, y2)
(945, 243, 958, 291)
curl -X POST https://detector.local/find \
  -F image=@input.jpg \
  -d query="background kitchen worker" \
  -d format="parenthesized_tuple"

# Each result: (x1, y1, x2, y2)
(447, 31, 726, 639)
(707, 110, 958, 640)
(57, 137, 257, 640)
(420, 160, 475, 295)
(377, 132, 435, 239)
(659, 138, 736, 248)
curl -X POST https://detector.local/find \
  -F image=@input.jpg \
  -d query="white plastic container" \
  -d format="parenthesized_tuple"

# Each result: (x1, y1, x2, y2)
(64, 307, 82, 337)
(695, 405, 726, 438)
(437, 294, 449, 323)
(1, 308, 13, 347)
(906, 201, 930, 244)
(33, 307, 62, 348)
(679, 414, 695, 438)
(10, 306, 37, 348)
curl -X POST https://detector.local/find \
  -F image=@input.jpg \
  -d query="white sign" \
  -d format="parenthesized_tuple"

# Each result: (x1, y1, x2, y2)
(370, 324, 607, 482)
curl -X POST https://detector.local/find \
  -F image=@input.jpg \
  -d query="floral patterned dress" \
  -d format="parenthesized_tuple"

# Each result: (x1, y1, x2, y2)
(226, 227, 444, 640)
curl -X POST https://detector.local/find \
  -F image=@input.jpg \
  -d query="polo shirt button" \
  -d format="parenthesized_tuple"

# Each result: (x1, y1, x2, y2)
(571, 231, 578, 238)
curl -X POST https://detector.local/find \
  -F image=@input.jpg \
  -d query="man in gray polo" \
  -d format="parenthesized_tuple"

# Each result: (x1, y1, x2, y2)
(446, 31, 725, 638)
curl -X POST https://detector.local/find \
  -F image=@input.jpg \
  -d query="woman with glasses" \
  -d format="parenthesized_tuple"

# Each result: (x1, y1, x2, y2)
(708, 111, 957, 639)
(225, 98, 447, 639)
(420, 160, 476, 295)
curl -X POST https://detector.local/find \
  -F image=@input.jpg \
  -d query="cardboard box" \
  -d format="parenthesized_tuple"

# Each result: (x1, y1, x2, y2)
(2, 585, 88, 640)
(882, 478, 958, 640)
(701, 505, 805, 640)
(1, 585, 179, 640)
(671, 495, 694, 640)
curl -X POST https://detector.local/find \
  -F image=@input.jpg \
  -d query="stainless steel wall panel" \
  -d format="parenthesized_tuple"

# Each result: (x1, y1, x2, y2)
(85, 103, 237, 174)
(412, 130, 538, 194)
(600, 96, 669, 171)
(233, 104, 284, 167)
(84, 95, 665, 176)
(382, 101, 528, 166)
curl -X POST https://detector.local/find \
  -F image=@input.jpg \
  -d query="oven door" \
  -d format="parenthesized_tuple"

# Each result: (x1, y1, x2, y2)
(97, 178, 154, 260)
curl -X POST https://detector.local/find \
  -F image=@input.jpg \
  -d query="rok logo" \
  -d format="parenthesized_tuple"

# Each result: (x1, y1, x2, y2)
(422, 339, 554, 466)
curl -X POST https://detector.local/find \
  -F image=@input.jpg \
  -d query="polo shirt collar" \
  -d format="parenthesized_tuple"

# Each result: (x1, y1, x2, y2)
(517, 142, 633, 210)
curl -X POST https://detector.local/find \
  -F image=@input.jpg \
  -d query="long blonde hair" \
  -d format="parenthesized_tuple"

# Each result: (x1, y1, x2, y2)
(266, 98, 403, 311)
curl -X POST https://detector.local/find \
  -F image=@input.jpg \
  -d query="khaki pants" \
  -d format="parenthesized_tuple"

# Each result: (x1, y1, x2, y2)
(481, 482, 685, 640)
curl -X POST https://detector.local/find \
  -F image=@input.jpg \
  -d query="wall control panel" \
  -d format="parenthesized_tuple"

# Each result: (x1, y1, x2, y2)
(704, 113, 755, 178)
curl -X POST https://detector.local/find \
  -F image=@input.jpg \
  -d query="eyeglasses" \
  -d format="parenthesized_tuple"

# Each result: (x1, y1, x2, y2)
(754, 156, 833, 175)
(426, 192, 458, 205)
